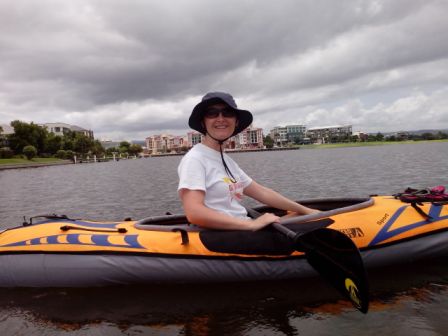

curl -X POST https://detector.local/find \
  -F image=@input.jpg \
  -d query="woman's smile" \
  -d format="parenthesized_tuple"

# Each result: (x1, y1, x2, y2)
(203, 103, 237, 141)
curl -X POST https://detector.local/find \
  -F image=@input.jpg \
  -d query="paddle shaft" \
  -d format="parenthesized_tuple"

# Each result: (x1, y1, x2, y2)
(272, 222, 301, 240)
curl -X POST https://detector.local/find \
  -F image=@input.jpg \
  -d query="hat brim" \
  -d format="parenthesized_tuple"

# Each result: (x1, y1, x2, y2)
(189, 97, 253, 136)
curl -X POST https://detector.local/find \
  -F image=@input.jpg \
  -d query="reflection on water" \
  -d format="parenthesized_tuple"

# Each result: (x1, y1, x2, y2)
(1, 142, 448, 335)
(0, 259, 447, 335)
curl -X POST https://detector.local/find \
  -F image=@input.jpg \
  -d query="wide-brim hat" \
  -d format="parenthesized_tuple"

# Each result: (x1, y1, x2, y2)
(189, 92, 253, 136)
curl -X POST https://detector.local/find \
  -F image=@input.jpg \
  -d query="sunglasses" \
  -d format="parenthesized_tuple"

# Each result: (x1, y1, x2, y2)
(204, 108, 237, 119)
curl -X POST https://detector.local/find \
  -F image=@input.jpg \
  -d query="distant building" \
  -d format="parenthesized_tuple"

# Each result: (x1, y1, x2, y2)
(100, 140, 122, 149)
(230, 126, 264, 150)
(145, 125, 264, 154)
(42, 122, 94, 138)
(145, 134, 187, 154)
(269, 126, 288, 146)
(187, 132, 204, 147)
(353, 131, 368, 141)
(396, 132, 410, 141)
(269, 124, 306, 146)
(307, 125, 352, 144)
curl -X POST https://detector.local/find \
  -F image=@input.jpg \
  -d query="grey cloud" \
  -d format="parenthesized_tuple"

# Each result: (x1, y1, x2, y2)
(0, 0, 447, 139)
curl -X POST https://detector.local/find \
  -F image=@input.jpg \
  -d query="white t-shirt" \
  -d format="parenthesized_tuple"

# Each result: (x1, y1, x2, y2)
(177, 143, 253, 219)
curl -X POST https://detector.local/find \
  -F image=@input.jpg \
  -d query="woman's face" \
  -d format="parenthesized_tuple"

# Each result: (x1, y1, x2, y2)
(202, 103, 238, 141)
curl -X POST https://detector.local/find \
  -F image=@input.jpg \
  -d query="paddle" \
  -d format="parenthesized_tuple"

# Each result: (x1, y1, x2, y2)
(247, 208, 369, 313)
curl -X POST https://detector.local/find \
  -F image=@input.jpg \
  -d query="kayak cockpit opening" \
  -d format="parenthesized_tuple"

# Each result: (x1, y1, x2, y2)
(134, 197, 374, 231)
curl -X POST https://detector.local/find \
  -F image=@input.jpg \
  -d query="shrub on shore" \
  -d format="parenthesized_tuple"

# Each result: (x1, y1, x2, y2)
(56, 149, 66, 159)
(23, 145, 37, 160)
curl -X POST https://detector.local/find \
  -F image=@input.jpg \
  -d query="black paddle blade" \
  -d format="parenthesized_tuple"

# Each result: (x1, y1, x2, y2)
(296, 228, 369, 314)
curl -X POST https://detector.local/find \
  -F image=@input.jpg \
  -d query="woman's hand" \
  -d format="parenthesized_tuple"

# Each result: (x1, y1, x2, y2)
(250, 212, 280, 231)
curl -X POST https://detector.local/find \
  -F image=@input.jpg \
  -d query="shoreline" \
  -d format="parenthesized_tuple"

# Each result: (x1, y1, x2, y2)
(0, 160, 73, 170)
(1, 140, 446, 169)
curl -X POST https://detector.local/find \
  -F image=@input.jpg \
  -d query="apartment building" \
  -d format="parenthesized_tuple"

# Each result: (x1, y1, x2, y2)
(269, 124, 307, 146)
(43, 122, 94, 138)
(307, 125, 353, 144)
(230, 125, 264, 150)
(187, 132, 204, 147)
(146, 125, 264, 154)
(145, 134, 187, 154)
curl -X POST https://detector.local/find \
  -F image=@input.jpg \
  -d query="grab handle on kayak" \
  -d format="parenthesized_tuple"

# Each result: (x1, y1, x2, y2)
(60, 225, 128, 233)
(172, 228, 189, 245)
(23, 214, 76, 226)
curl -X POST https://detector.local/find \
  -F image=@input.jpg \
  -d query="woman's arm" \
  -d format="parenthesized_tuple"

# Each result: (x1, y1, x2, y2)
(179, 189, 279, 231)
(243, 181, 319, 215)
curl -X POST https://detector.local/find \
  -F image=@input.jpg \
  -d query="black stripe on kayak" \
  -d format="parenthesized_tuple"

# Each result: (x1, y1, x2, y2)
(199, 218, 334, 255)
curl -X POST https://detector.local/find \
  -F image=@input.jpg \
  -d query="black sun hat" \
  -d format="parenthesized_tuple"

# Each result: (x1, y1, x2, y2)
(189, 92, 253, 136)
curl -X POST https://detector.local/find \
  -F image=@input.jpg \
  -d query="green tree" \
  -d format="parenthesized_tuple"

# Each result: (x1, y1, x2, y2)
(91, 140, 105, 156)
(375, 132, 384, 141)
(421, 132, 435, 140)
(8, 120, 48, 154)
(437, 131, 448, 139)
(128, 144, 143, 156)
(73, 133, 94, 155)
(0, 125, 4, 148)
(106, 147, 118, 155)
(23, 145, 37, 160)
(45, 133, 63, 154)
(62, 130, 76, 151)
(263, 135, 274, 149)
(119, 141, 131, 154)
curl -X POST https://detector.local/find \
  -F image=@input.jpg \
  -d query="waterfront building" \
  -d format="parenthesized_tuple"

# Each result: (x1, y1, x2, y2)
(230, 125, 264, 150)
(146, 125, 263, 154)
(269, 126, 288, 147)
(43, 122, 94, 138)
(353, 131, 368, 141)
(269, 124, 306, 146)
(100, 140, 122, 149)
(307, 125, 353, 144)
(145, 134, 187, 154)
(187, 132, 204, 147)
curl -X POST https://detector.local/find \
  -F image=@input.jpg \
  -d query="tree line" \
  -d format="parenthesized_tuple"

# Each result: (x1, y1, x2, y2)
(0, 120, 142, 160)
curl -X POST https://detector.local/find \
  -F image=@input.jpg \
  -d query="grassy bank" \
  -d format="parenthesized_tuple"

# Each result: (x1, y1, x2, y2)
(0, 157, 65, 165)
(299, 139, 448, 150)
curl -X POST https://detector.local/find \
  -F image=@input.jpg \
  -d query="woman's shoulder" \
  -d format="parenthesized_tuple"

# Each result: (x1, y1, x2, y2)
(180, 144, 207, 165)
(184, 144, 205, 158)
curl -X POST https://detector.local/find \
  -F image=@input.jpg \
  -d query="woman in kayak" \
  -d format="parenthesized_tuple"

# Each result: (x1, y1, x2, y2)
(178, 92, 318, 230)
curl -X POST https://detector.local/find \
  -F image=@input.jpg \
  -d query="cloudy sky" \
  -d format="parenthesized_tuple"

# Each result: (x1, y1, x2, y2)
(0, 0, 447, 141)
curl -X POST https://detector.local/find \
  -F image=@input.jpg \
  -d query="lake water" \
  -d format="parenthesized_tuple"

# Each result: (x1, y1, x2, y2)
(0, 142, 448, 335)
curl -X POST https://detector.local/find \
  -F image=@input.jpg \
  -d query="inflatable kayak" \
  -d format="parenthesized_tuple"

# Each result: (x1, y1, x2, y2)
(0, 195, 447, 288)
